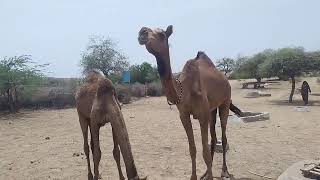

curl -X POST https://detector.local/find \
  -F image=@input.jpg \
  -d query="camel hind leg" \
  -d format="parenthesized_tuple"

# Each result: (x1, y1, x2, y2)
(210, 108, 217, 160)
(199, 111, 213, 180)
(78, 114, 93, 180)
(112, 127, 125, 180)
(201, 108, 217, 180)
(90, 123, 101, 180)
(219, 102, 230, 178)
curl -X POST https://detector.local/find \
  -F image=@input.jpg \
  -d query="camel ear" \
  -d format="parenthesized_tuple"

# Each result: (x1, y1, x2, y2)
(165, 25, 173, 38)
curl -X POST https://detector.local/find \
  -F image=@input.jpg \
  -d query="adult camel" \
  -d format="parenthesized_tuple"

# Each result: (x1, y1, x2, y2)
(138, 25, 242, 180)
(75, 70, 146, 180)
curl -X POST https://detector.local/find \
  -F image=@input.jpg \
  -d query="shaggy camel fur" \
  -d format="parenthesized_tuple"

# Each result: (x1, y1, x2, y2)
(75, 70, 146, 180)
(138, 25, 242, 180)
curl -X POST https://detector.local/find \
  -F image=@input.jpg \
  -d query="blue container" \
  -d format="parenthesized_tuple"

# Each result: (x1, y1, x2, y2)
(122, 71, 130, 83)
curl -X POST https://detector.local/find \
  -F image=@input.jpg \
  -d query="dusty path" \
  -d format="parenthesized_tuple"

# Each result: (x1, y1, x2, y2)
(1, 78, 320, 180)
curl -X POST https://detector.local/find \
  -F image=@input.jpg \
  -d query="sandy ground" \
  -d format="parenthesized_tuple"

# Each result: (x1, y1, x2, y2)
(1, 78, 320, 180)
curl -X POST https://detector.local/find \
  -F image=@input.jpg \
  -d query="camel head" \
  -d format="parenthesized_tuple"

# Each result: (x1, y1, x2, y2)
(138, 25, 173, 79)
(138, 25, 173, 55)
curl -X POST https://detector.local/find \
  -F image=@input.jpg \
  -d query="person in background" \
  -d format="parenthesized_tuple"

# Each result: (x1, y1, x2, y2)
(301, 81, 311, 105)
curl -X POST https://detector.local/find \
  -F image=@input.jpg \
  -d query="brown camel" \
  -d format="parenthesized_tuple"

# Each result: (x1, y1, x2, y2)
(75, 70, 146, 180)
(138, 25, 243, 180)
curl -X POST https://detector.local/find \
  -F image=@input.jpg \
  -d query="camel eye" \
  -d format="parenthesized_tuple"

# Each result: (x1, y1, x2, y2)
(159, 32, 166, 40)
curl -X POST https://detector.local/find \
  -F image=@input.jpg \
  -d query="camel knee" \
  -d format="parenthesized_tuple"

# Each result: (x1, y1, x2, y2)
(92, 142, 101, 164)
(84, 143, 90, 156)
(210, 130, 217, 143)
(113, 146, 120, 160)
(211, 135, 217, 144)
(94, 148, 101, 160)
(189, 145, 197, 158)
(222, 133, 227, 144)
(202, 145, 211, 160)
(90, 140, 94, 153)
(210, 137, 217, 154)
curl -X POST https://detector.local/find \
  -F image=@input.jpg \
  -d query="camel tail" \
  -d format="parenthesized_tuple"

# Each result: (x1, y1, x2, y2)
(229, 103, 243, 117)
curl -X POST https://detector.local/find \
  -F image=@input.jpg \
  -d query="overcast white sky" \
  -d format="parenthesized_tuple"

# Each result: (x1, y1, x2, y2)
(1, 0, 320, 77)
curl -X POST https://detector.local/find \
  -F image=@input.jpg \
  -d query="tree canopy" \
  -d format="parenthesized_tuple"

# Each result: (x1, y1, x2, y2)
(257, 47, 320, 102)
(231, 49, 274, 81)
(230, 47, 320, 102)
(80, 36, 129, 76)
(0, 55, 48, 112)
(130, 62, 159, 84)
(216, 58, 235, 75)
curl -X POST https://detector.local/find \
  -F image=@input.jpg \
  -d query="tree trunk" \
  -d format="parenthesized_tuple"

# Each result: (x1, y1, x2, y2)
(289, 76, 295, 103)
(7, 88, 17, 113)
(14, 87, 19, 110)
(7, 91, 14, 113)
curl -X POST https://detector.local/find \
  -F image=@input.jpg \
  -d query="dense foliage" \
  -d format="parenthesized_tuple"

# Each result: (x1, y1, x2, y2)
(80, 36, 129, 76)
(0, 55, 48, 112)
(130, 62, 159, 84)
(216, 58, 235, 75)
(230, 47, 320, 102)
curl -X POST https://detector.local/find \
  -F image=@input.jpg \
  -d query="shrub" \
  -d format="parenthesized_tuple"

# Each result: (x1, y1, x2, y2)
(115, 84, 131, 104)
(147, 82, 163, 96)
(130, 83, 146, 97)
(48, 88, 75, 108)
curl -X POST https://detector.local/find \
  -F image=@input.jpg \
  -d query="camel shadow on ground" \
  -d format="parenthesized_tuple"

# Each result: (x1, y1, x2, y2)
(0, 111, 35, 120)
(310, 93, 320, 96)
(213, 174, 253, 180)
(269, 99, 320, 107)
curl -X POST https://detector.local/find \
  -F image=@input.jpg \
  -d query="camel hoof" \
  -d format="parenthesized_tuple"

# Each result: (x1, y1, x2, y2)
(139, 176, 147, 180)
(190, 174, 197, 180)
(200, 172, 213, 180)
(129, 175, 147, 180)
(200, 171, 207, 179)
(221, 170, 230, 178)
(88, 173, 93, 180)
(93, 174, 102, 180)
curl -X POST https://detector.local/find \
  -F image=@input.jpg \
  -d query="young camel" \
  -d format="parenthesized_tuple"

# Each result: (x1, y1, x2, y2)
(75, 70, 146, 180)
(138, 25, 242, 180)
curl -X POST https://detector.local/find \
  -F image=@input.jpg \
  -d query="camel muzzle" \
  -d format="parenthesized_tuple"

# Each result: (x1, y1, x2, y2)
(138, 27, 150, 45)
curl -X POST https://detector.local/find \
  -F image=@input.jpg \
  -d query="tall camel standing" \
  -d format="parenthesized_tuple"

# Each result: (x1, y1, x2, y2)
(138, 25, 242, 180)
(75, 70, 146, 180)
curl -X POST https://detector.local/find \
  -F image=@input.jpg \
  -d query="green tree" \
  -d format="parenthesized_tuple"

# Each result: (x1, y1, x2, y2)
(229, 55, 248, 79)
(129, 64, 141, 83)
(108, 73, 122, 84)
(216, 58, 235, 75)
(130, 62, 159, 84)
(231, 49, 273, 82)
(258, 47, 320, 103)
(140, 62, 159, 83)
(234, 55, 248, 71)
(80, 36, 129, 76)
(0, 55, 47, 112)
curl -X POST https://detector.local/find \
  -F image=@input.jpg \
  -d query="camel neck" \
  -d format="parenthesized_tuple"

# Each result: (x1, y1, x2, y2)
(154, 51, 179, 103)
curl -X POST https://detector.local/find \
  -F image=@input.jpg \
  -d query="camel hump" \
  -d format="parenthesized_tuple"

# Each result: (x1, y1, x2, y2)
(97, 78, 114, 97)
(196, 51, 208, 59)
(195, 51, 215, 67)
(85, 69, 105, 83)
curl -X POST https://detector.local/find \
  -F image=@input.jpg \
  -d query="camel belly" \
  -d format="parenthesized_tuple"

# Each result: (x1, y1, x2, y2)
(98, 116, 110, 127)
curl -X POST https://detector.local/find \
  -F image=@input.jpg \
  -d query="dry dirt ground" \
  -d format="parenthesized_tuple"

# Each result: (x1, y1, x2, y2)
(1, 78, 320, 180)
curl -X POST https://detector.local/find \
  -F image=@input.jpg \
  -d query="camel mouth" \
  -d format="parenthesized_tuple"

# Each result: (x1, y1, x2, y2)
(138, 27, 150, 45)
